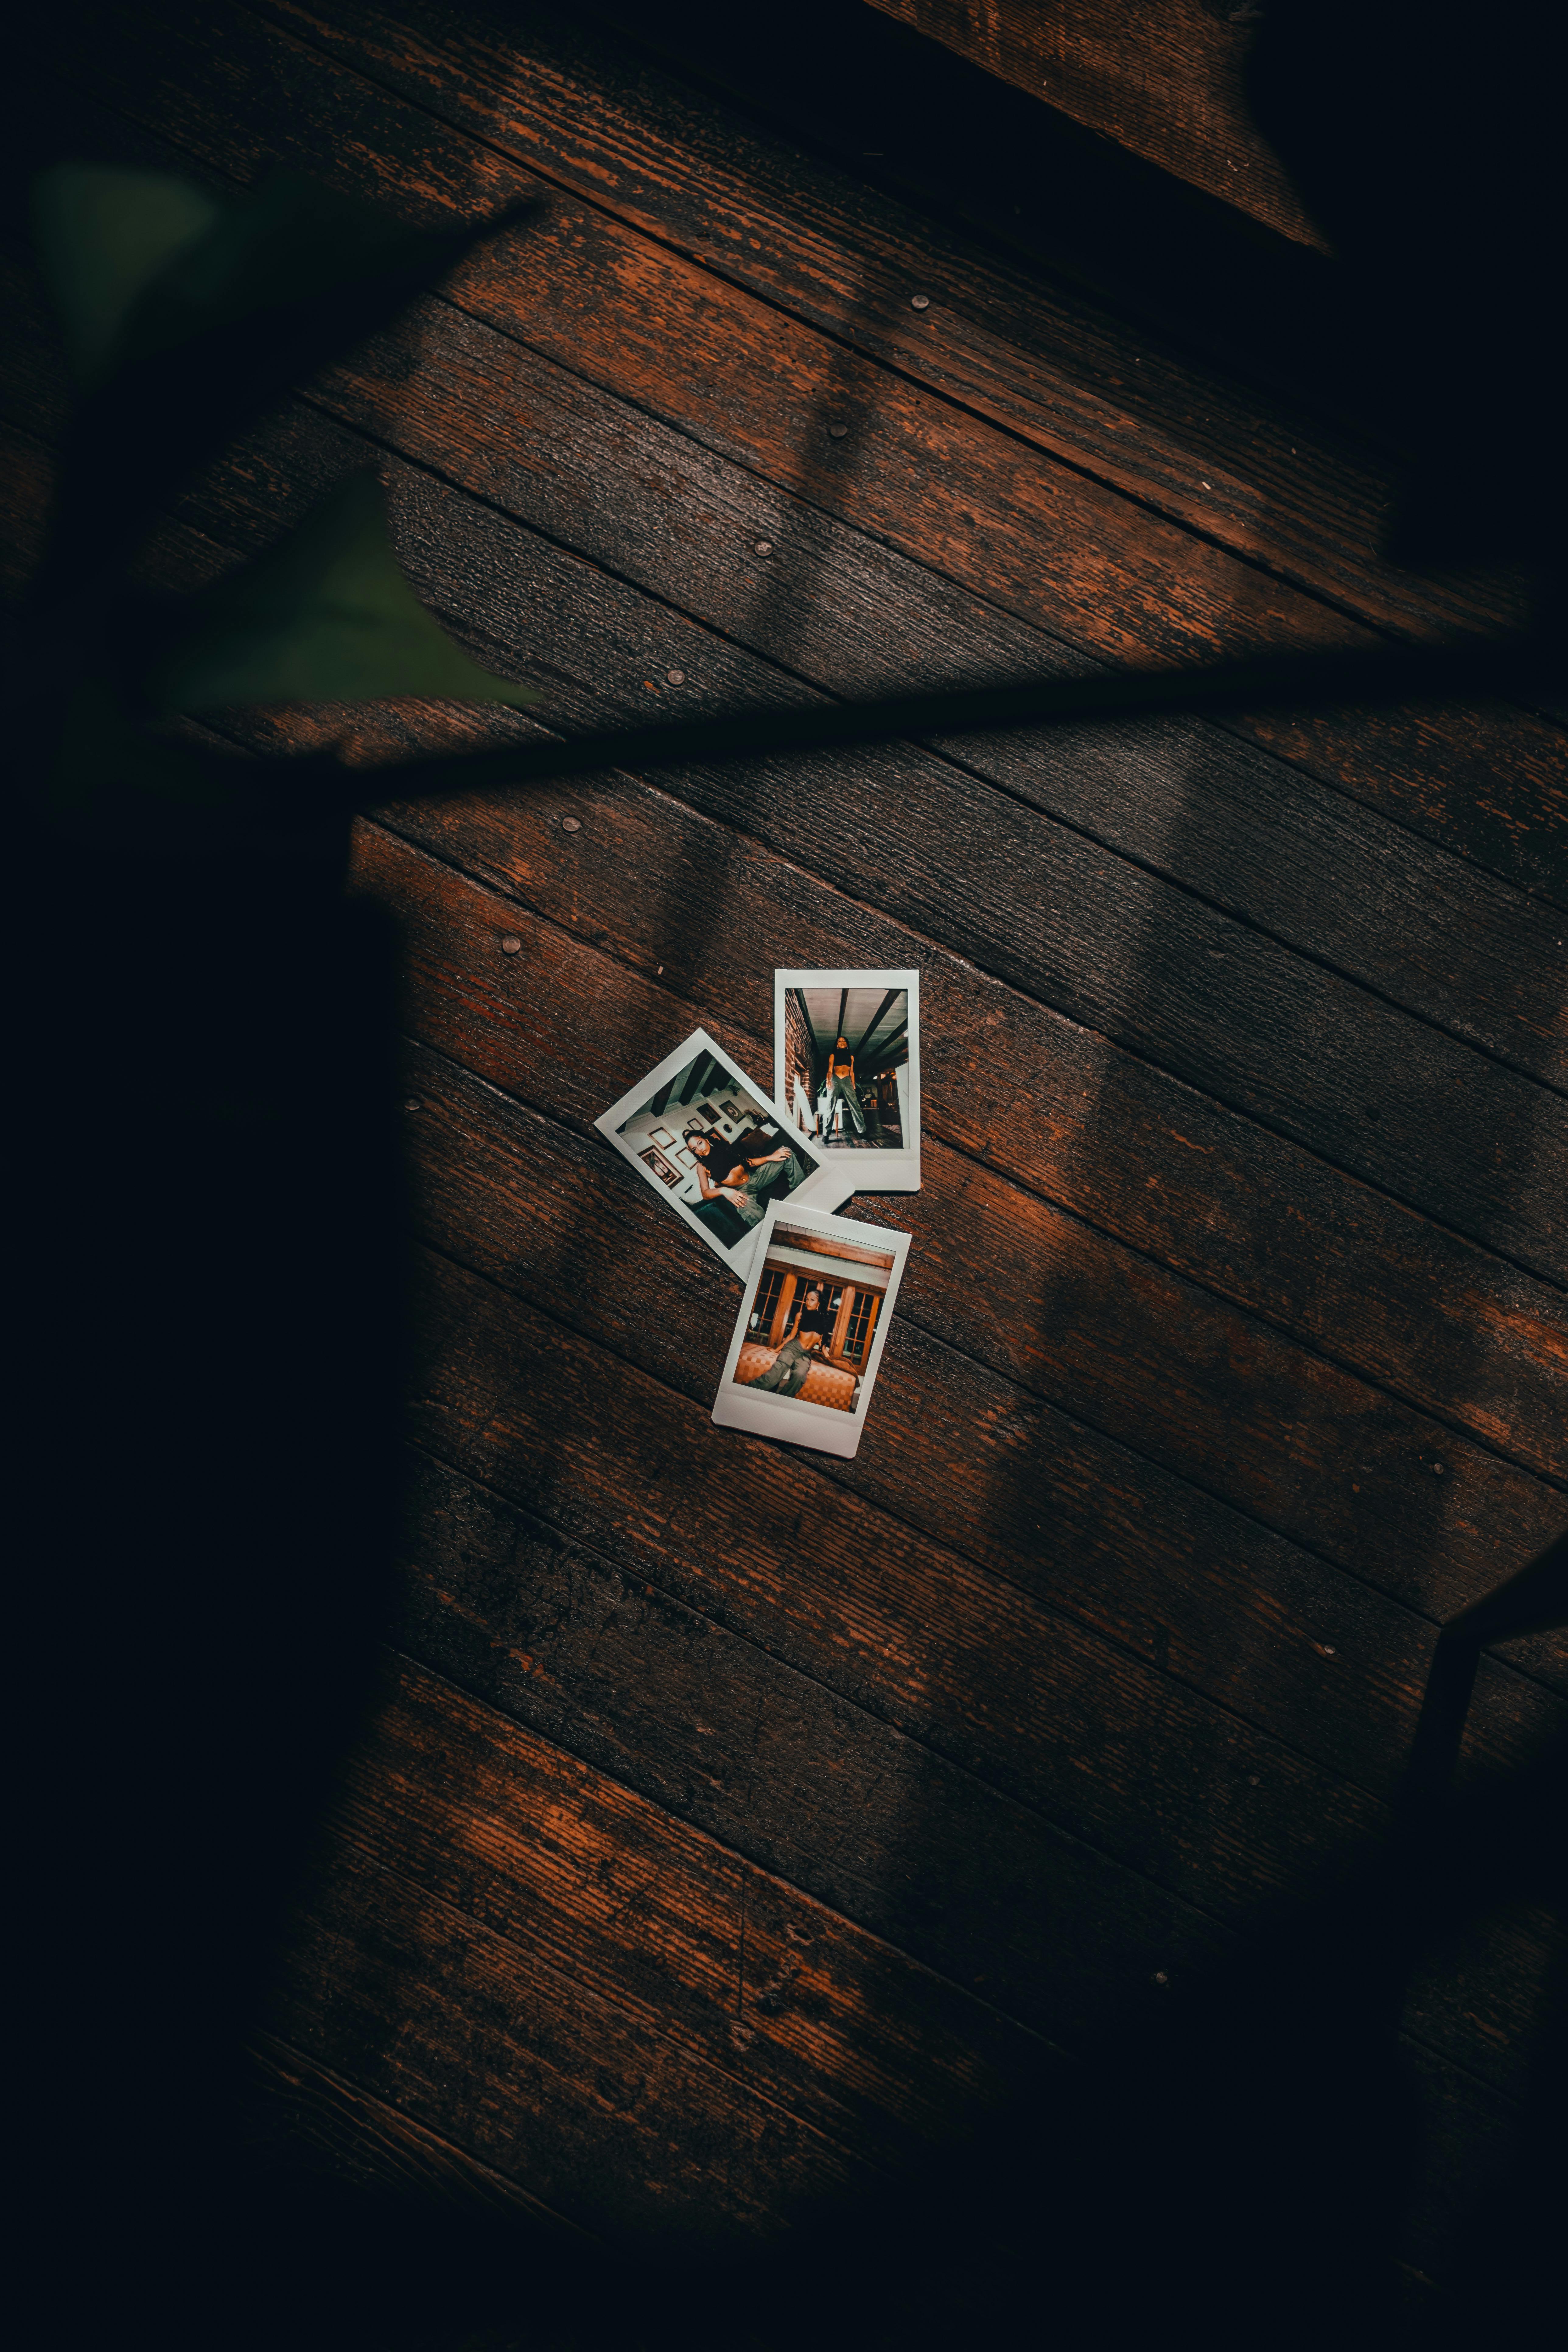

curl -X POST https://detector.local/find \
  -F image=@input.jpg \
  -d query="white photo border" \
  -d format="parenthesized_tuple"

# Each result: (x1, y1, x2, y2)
(773, 967, 921, 1192)
(595, 1026, 856, 1279)
(710, 1199, 912, 1460)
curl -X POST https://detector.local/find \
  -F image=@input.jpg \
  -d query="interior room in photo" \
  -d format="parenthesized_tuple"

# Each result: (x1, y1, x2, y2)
(615, 1040, 799, 1251)
(784, 983, 909, 1149)
(734, 1224, 897, 1412)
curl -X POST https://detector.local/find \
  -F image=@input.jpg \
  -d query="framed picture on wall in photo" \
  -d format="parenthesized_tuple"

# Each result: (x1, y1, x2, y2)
(712, 1200, 911, 1459)
(597, 1027, 856, 1277)
(775, 967, 920, 1191)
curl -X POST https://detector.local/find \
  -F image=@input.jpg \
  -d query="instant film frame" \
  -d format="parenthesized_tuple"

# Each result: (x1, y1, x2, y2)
(774, 968, 921, 1191)
(711, 1201, 911, 1458)
(596, 1027, 855, 1277)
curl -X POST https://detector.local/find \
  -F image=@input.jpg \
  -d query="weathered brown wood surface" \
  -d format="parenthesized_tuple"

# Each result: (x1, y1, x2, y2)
(9, 1, 1564, 2340)
(863, 0, 1328, 250)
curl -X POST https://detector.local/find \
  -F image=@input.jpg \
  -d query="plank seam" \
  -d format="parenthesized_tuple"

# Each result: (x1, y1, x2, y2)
(371, 1637, 1074, 2057)
(237, 0, 1566, 683)
(364, 812, 1568, 1493)
(281, 387, 1567, 1099)
(388, 1449, 1540, 2113)
(297, 1814, 905, 2175)
(246, 2025, 602, 2240)
(30, 38, 1564, 915)
(406, 1226, 1566, 1815)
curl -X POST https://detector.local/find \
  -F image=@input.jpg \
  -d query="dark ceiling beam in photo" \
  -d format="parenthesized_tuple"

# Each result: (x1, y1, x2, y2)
(854, 988, 903, 1056)
(647, 1077, 674, 1118)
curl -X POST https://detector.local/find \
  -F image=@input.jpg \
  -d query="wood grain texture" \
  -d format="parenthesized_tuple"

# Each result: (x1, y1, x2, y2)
(242, 2031, 594, 2236)
(324, 1654, 1060, 2163)
(392, 1448, 1231, 2051)
(9, 1, 1563, 2295)
(303, 318, 1565, 1088)
(863, 0, 1327, 250)
(20, 1, 1566, 899)
(22, 366, 1554, 1279)
(255, 0, 1520, 641)
(352, 776, 1568, 1490)
(383, 1001, 1568, 1716)
(265, 1837, 872, 2250)
(8, 226, 1556, 1098)
(390, 1450, 1559, 2106)
(401, 1232, 1559, 1958)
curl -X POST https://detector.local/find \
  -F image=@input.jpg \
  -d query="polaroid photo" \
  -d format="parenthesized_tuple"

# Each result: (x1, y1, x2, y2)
(775, 968, 920, 1191)
(597, 1027, 856, 1277)
(711, 1201, 911, 1459)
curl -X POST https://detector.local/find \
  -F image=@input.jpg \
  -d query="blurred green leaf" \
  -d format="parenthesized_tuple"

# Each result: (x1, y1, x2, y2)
(31, 164, 223, 384)
(149, 472, 539, 712)
(28, 161, 538, 602)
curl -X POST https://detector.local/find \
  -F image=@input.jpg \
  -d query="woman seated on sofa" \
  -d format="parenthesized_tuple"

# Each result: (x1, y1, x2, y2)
(684, 1124, 808, 1230)
(749, 1284, 837, 1396)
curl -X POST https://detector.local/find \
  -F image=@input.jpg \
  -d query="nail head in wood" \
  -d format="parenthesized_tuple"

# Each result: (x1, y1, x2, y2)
(562, 816, 582, 831)
(828, 422, 848, 438)
(404, 1098, 422, 1112)
(910, 293, 930, 310)
(754, 539, 773, 555)
(500, 935, 522, 955)
(667, 668, 685, 684)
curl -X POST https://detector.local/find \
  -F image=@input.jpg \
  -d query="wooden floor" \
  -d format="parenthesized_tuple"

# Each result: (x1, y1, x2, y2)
(9, 3, 1564, 2344)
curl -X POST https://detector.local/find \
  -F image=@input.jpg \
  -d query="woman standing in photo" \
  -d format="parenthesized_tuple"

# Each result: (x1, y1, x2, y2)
(825, 1036, 866, 1140)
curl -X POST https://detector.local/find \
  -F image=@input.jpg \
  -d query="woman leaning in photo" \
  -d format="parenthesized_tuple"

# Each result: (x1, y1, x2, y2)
(684, 1125, 808, 1228)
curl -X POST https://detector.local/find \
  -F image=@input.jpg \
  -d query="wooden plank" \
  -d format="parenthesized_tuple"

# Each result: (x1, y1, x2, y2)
(368, 760, 1568, 1489)
(327, 1653, 1059, 2164)
(295, 316, 1566, 1090)
(254, 0, 1517, 644)
(17, 8, 1564, 901)
(51, 439, 1560, 1505)
(8, 207, 1559, 1100)
(393, 1447, 1228, 2049)
(267, 1775, 1538, 2294)
(259, 0, 1494, 642)
(6, 299, 1557, 1500)
(405, 1238, 1551, 1938)
(391, 1450, 1558, 2104)
(387, 1009, 1568, 1725)
(22, 369, 1555, 1279)
(863, 1, 1325, 251)
(326, 329, 1566, 1081)
(263, 1837, 873, 2249)
(242, 2030, 594, 2237)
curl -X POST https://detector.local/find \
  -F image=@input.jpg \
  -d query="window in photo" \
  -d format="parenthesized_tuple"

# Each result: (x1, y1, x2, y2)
(840, 1284, 880, 1365)
(751, 1264, 788, 1338)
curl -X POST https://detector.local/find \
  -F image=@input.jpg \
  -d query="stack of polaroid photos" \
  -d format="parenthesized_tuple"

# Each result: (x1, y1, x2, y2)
(596, 968, 920, 1460)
